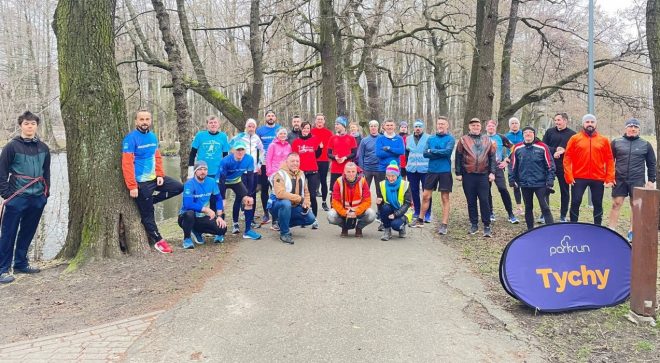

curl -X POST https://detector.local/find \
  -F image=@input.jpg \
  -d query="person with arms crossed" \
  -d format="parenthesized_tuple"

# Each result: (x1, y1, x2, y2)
(311, 113, 333, 211)
(541, 112, 576, 223)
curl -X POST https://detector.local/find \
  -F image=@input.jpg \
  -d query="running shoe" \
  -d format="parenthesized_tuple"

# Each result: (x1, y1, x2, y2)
(483, 226, 492, 238)
(490, 213, 496, 222)
(231, 223, 240, 234)
(410, 218, 425, 228)
(508, 216, 520, 224)
(270, 221, 280, 231)
(437, 224, 448, 235)
(468, 224, 478, 235)
(398, 224, 407, 238)
(261, 216, 271, 225)
(280, 233, 294, 244)
(14, 265, 41, 274)
(322, 201, 330, 211)
(0, 273, 15, 284)
(182, 238, 194, 249)
(537, 216, 545, 224)
(154, 239, 173, 253)
(214, 235, 225, 244)
(192, 230, 205, 245)
(559, 216, 568, 223)
(243, 229, 262, 240)
(311, 220, 319, 229)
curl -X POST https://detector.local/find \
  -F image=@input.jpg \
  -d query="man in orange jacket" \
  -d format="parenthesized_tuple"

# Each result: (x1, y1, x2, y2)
(327, 162, 376, 237)
(563, 114, 615, 225)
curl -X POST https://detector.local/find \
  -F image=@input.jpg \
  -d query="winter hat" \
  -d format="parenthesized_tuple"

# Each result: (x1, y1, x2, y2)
(413, 120, 424, 128)
(385, 161, 400, 176)
(245, 118, 257, 128)
(369, 120, 379, 127)
(522, 126, 536, 135)
(399, 120, 408, 128)
(625, 118, 640, 127)
(277, 128, 288, 136)
(335, 116, 348, 127)
(582, 114, 597, 123)
(193, 160, 208, 173)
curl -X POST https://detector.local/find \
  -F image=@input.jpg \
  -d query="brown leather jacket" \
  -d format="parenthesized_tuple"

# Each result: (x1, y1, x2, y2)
(455, 133, 497, 175)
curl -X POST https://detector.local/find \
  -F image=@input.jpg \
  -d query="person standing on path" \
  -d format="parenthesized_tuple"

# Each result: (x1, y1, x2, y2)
(122, 109, 183, 254)
(0, 111, 50, 284)
(356, 120, 381, 189)
(485, 120, 518, 224)
(377, 161, 412, 241)
(328, 162, 376, 237)
(415, 117, 455, 235)
(455, 118, 496, 237)
(311, 113, 333, 211)
(178, 161, 228, 249)
(230, 119, 265, 228)
(266, 128, 292, 178)
(187, 115, 230, 180)
(541, 112, 576, 223)
(563, 114, 615, 225)
(256, 110, 281, 226)
(326, 116, 358, 196)
(505, 117, 523, 216)
(509, 127, 555, 230)
(607, 118, 656, 241)
(375, 119, 406, 230)
(291, 122, 322, 228)
(271, 153, 315, 245)
(405, 120, 432, 227)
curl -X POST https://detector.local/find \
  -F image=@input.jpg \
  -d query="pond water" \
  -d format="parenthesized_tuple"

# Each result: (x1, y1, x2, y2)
(33, 154, 182, 260)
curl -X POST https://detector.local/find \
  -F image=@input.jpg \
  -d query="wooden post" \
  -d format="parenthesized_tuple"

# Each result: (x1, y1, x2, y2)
(630, 187, 659, 318)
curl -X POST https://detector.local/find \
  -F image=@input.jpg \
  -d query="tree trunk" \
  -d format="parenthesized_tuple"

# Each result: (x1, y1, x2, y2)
(498, 0, 519, 133)
(152, 0, 191, 182)
(54, 0, 147, 268)
(243, 0, 263, 119)
(646, 0, 660, 226)
(463, 0, 499, 132)
(319, 0, 338, 119)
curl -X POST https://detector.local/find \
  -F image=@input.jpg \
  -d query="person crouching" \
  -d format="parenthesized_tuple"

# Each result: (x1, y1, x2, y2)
(377, 161, 412, 241)
(327, 162, 376, 237)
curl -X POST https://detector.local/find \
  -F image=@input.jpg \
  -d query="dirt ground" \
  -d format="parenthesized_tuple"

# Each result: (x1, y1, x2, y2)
(0, 218, 238, 344)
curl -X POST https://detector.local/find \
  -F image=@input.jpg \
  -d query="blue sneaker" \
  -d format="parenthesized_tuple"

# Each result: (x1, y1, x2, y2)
(627, 231, 633, 242)
(192, 231, 205, 245)
(214, 235, 225, 244)
(490, 213, 496, 222)
(508, 216, 520, 224)
(243, 229, 262, 240)
(182, 238, 194, 249)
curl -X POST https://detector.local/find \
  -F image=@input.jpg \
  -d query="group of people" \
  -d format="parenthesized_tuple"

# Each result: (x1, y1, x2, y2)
(0, 108, 654, 284)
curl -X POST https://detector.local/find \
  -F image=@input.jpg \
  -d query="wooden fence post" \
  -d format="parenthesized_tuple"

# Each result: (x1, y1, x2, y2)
(630, 187, 659, 321)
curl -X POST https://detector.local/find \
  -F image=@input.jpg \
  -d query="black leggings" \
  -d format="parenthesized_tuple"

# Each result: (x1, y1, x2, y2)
(178, 211, 227, 238)
(513, 186, 522, 205)
(136, 176, 183, 242)
(521, 187, 554, 230)
(305, 171, 320, 217)
(552, 166, 571, 219)
(462, 173, 491, 226)
(318, 161, 330, 200)
(570, 178, 604, 225)
(259, 165, 270, 217)
(220, 182, 248, 223)
(488, 168, 513, 217)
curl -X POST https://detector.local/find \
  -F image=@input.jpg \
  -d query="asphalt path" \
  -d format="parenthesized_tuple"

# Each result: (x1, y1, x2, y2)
(126, 212, 544, 362)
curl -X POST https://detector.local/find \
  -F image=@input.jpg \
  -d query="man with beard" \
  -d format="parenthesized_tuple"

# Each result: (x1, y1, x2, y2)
(256, 110, 281, 225)
(327, 162, 376, 237)
(287, 115, 303, 144)
(563, 114, 615, 225)
(326, 116, 358, 196)
(542, 112, 576, 223)
(122, 109, 183, 253)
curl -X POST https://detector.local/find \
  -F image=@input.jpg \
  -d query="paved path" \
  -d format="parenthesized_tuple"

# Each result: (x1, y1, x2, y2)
(126, 221, 545, 362)
(0, 311, 162, 362)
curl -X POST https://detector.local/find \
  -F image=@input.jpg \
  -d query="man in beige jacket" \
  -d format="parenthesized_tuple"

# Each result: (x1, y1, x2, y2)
(270, 153, 315, 244)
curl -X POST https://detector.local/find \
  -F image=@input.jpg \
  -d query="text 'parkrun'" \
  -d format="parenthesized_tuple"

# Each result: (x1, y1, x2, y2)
(535, 265, 610, 293)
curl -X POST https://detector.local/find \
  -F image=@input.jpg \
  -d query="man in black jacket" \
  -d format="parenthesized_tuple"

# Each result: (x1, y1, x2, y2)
(541, 112, 576, 222)
(607, 118, 656, 241)
(0, 111, 50, 284)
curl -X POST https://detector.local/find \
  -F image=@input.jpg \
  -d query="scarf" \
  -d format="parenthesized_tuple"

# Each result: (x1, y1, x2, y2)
(385, 176, 402, 209)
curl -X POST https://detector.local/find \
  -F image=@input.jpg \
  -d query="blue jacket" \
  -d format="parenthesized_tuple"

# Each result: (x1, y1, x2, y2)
(180, 177, 223, 217)
(423, 133, 455, 173)
(375, 134, 405, 171)
(405, 133, 430, 173)
(505, 130, 523, 146)
(488, 133, 513, 161)
(509, 140, 555, 188)
(357, 134, 380, 172)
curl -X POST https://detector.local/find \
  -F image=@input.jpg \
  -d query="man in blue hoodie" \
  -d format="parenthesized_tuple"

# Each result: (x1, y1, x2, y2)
(356, 120, 381, 188)
(505, 117, 523, 216)
(415, 117, 455, 234)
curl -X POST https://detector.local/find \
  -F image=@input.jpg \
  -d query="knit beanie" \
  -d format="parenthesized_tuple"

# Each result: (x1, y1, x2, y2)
(385, 161, 400, 176)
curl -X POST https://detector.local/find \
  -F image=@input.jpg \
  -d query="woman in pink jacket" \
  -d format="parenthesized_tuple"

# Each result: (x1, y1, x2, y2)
(266, 128, 292, 177)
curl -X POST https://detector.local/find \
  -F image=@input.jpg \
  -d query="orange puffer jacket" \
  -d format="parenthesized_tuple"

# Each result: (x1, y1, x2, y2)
(563, 131, 615, 184)
(331, 175, 371, 217)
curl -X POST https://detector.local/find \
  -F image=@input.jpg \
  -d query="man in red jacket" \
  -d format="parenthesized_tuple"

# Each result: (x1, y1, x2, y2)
(563, 114, 615, 225)
(327, 163, 376, 237)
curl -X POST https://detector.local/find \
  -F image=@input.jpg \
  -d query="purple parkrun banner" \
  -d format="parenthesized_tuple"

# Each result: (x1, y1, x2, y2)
(499, 223, 631, 312)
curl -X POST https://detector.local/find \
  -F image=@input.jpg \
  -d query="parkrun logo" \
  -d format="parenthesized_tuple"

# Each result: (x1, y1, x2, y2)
(549, 235, 590, 256)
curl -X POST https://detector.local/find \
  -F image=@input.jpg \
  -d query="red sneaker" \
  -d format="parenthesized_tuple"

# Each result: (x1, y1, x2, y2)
(154, 239, 173, 254)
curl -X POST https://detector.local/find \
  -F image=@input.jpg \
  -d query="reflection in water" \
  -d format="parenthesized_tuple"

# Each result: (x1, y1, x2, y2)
(34, 154, 182, 260)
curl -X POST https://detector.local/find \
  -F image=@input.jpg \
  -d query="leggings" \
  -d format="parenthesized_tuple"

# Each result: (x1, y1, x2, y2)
(570, 178, 604, 225)
(305, 172, 321, 217)
(521, 187, 553, 230)
(259, 165, 270, 218)
(178, 211, 227, 238)
(488, 168, 513, 217)
(318, 161, 330, 200)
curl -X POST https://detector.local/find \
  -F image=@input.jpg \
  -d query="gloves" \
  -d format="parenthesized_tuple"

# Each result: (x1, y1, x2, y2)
(187, 166, 194, 179)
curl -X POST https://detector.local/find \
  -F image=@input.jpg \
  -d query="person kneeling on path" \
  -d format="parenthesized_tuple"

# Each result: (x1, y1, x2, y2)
(178, 161, 228, 249)
(509, 126, 555, 230)
(327, 162, 376, 237)
(377, 161, 412, 241)
(271, 153, 315, 244)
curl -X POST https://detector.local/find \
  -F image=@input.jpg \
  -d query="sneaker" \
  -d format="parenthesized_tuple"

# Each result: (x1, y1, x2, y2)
(508, 216, 520, 224)
(311, 220, 319, 229)
(192, 230, 205, 245)
(270, 221, 280, 231)
(251, 221, 261, 229)
(424, 218, 432, 224)
(154, 239, 173, 254)
(490, 213, 496, 222)
(182, 238, 194, 249)
(377, 222, 384, 232)
(243, 229, 262, 240)
(410, 218, 425, 228)
(261, 216, 270, 225)
(14, 265, 41, 274)
(468, 224, 478, 235)
(316, 191, 322, 198)
(280, 233, 294, 244)
(627, 231, 633, 243)
(398, 224, 407, 238)
(380, 227, 392, 241)
(438, 223, 448, 235)
(231, 223, 240, 234)
(214, 235, 225, 244)
(483, 226, 492, 238)
(537, 216, 545, 224)
(322, 202, 330, 212)
(0, 272, 15, 284)
(559, 216, 568, 223)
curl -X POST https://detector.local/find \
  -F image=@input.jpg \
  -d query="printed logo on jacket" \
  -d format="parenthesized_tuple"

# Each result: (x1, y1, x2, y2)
(500, 223, 631, 312)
